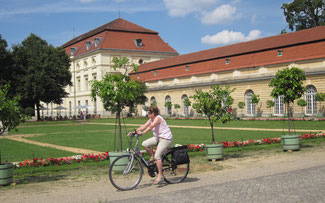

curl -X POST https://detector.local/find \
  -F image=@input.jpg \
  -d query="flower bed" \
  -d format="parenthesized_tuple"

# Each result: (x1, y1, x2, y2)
(12, 132, 325, 169)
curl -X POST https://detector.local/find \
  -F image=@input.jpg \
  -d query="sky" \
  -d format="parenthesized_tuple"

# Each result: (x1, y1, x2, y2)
(0, 0, 292, 55)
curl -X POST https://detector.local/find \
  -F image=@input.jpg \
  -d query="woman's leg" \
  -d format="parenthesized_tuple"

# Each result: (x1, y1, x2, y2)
(154, 138, 172, 184)
(142, 137, 158, 161)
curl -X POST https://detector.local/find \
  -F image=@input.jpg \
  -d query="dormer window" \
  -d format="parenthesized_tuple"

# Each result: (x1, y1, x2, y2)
(154, 71, 157, 76)
(137, 74, 140, 79)
(185, 65, 189, 71)
(94, 37, 102, 47)
(70, 47, 78, 56)
(86, 41, 93, 50)
(134, 39, 143, 48)
(278, 50, 283, 56)
(139, 59, 144, 64)
(225, 59, 230, 64)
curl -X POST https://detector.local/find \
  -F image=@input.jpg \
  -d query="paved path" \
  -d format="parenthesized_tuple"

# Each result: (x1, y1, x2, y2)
(110, 164, 325, 203)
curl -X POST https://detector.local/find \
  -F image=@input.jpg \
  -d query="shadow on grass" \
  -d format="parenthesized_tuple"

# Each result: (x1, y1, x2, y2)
(15, 174, 68, 185)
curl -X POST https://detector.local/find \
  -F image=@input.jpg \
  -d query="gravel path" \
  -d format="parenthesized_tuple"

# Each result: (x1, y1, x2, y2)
(1, 143, 325, 203)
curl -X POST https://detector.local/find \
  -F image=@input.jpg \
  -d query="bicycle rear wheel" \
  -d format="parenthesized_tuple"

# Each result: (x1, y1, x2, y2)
(109, 154, 143, 191)
(162, 151, 189, 184)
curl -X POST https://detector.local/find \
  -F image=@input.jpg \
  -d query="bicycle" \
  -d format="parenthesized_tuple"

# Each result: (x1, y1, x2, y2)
(109, 131, 190, 191)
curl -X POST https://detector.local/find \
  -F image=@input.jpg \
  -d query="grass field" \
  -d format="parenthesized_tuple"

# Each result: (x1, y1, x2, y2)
(1, 118, 324, 162)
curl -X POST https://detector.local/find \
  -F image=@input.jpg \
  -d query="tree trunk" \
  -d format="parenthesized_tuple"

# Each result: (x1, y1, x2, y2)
(208, 117, 215, 143)
(36, 102, 41, 121)
(287, 103, 291, 135)
(117, 111, 123, 152)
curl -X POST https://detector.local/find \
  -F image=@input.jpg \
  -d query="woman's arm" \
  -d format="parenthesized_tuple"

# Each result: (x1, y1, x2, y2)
(137, 119, 151, 131)
(141, 116, 161, 135)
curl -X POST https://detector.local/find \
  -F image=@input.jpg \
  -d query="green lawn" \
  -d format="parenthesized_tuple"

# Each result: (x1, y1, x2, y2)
(0, 139, 77, 162)
(2, 118, 323, 163)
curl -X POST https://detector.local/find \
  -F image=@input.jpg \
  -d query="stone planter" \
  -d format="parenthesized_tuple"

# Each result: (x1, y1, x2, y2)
(206, 144, 224, 161)
(0, 163, 14, 186)
(281, 135, 300, 151)
(109, 152, 129, 172)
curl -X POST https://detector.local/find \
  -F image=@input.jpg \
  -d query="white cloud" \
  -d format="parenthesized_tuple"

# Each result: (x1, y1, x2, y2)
(201, 29, 261, 45)
(163, 0, 220, 17)
(201, 4, 238, 24)
(251, 14, 257, 24)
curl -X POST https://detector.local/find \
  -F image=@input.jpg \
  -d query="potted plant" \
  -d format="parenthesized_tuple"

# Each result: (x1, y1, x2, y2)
(237, 101, 245, 118)
(174, 104, 180, 117)
(269, 67, 306, 151)
(164, 101, 172, 117)
(191, 85, 234, 161)
(297, 99, 307, 118)
(0, 85, 26, 186)
(183, 98, 191, 117)
(91, 57, 146, 165)
(316, 92, 325, 117)
(251, 94, 260, 117)
(266, 100, 275, 118)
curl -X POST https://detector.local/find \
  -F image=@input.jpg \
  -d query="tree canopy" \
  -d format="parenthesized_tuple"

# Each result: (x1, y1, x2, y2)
(0, 35, 15, 89)
(12, 34, 72, 120)
(282, 0, 325, 31)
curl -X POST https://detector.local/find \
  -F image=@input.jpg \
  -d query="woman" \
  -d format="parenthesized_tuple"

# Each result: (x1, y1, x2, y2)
(130, 106, 173, 185)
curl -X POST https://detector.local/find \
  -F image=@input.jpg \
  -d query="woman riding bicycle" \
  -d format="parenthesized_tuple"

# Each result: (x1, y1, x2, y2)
(129, 106, 173, 185)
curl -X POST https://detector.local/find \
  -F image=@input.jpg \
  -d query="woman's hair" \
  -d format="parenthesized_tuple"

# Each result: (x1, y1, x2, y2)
(148, 106, 159, 116)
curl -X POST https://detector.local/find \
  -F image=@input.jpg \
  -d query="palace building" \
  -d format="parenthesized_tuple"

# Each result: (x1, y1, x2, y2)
(130, 26, 325, 118)
(44, 18, 178, 118)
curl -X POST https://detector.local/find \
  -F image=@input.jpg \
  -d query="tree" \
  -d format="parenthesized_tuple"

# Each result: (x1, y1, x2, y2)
(0, 35, 15, 87)
(12, 34, 72, 120)
(183, 98, 191, 116)
(282, 0, 325, 31)
(297, 98, 307, 114)
(0, 84, 26, 136)
(91, 57, 142, 151)
(237, 101, 245, 117)
(269, 67, 306, 134)
(126, 80, 147, 117)
(191, 85, 234, 143)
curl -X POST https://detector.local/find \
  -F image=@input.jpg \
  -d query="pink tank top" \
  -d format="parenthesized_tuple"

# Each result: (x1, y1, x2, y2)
(151, 115, 173, 140)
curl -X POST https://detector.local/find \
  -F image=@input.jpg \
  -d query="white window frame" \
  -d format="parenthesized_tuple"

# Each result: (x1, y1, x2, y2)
(305, 86, 317, 115)
(274, 95, 284, 116)
(245, 90, 255, 116)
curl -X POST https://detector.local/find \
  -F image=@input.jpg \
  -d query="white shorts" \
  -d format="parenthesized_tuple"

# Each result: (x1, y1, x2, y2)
(142, 137, 172, 160)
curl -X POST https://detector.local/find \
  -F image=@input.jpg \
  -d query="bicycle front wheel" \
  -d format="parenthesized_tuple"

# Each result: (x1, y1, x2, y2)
(162, 151, 190, 184)
(109, 154, 143, 191)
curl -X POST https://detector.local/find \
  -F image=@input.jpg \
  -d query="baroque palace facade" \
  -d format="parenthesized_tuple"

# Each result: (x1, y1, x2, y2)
(130, 26, 325, 118)
(43, 18, 178, 118)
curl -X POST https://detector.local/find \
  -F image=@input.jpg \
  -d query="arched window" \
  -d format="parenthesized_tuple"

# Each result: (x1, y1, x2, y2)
(274, 96, 284, 115)
(165, 96, 171, 116)
(245, 90, 255, 116)
(182, 94, 189, 116)
(306, 85, 317, 115)
(150, 96, 156, 106)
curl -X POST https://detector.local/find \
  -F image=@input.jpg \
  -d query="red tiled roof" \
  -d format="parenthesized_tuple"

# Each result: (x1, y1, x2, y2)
(132, 26, 325, 74)
(62, 18, 178, 56)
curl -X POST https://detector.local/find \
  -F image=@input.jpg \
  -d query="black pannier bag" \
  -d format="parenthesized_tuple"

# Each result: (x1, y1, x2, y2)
(171, 145, 190, 165)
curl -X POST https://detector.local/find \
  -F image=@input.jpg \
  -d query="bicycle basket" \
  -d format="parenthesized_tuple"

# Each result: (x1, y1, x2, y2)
(171, 145, 190, 165)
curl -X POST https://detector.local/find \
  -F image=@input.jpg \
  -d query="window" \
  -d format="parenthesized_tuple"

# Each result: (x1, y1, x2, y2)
(134, 39, 143, 47)
(185, 66, 189, 71)
(154, 71, 157, 76)
(306, 85, 317, 115)
(86, 41, 93, 50)
(278, 50, 283, 56)
(78, 101, 81, 113)
(165, 96, 172, 116)
(245, 90, 255, 116)
(274, 96, 284, 115)
(139, 59, 144, 64)
(77, 78, 81, 91)
(94, 37, 102, 47)
(225, 59, 230, 64)
(85, 100, 89, 114)
(150, 97, 156, 106)
(137, 74, 140, 79)
(70, 47, 78, 56)
(85, 77, 89, 90)
(182, 95, 189, 116)
(69, 101, 72, 115)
